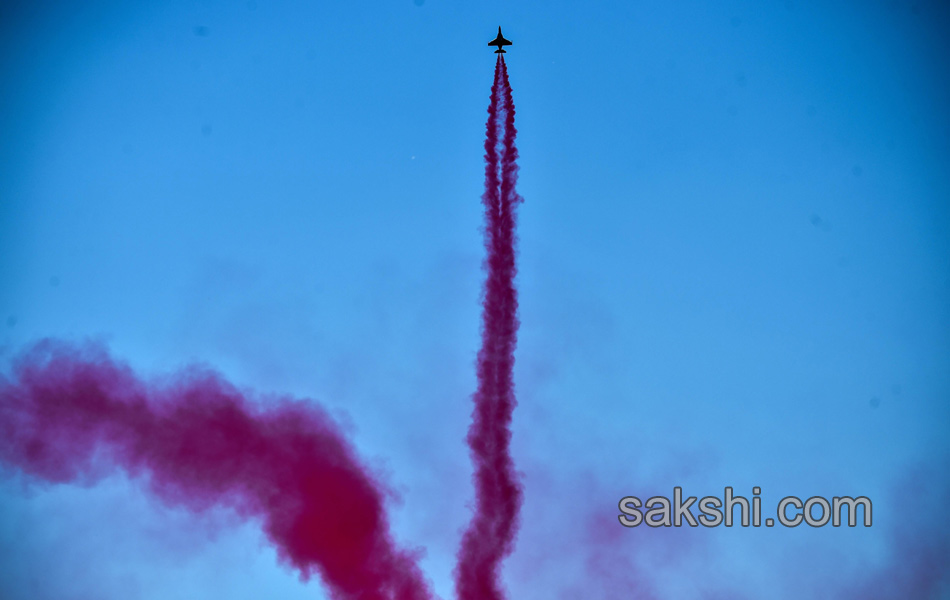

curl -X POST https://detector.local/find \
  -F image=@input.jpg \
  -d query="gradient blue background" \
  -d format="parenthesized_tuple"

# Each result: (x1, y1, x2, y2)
(1, 1, 948, 598)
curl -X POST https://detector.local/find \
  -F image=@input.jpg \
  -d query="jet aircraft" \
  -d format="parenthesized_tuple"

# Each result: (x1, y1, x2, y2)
(488, 27, 512, 53)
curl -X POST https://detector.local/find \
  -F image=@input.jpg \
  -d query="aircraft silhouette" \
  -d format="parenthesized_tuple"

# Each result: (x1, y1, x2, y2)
(488, 27, 512, 54)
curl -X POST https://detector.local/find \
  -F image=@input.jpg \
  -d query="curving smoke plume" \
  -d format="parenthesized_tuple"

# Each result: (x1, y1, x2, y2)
(455, 55, 525, 600)
(0, 340, 436, 600)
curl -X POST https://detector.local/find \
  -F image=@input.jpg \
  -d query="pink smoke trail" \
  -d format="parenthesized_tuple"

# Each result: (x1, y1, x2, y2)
(455, 55, 524, 600)
(0, 340, 436, 600)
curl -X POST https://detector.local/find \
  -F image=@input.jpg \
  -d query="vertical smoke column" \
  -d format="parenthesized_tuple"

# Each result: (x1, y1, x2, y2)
(456, 55, 524, 600)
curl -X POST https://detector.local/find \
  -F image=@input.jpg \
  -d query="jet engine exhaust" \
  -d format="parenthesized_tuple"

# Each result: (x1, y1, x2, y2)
(454, 54, 524, 600)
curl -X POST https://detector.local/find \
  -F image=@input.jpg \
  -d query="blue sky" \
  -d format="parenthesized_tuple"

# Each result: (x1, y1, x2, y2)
(1, 1, 948, 598)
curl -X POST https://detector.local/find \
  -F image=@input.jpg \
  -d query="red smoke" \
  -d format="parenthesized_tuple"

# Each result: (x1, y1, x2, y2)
(0, 56, 526, 600)
(0, 340, 435, 600)
(454, 55, 524, 600)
